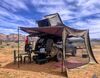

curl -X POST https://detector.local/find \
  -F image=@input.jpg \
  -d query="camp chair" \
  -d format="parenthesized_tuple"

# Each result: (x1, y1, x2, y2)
(22, 43, 33, 63)
(13, 50, 22, 64)
(14, 44, 33, 63)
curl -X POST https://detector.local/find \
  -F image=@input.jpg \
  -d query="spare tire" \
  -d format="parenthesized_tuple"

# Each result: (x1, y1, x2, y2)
(45, 39, 54, 53)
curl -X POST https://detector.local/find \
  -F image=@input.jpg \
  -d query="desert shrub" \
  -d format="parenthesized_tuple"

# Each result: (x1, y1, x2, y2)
(0, 46, 4, 48)
(11, 46, 14, 48)
(7, 44, 10, 46)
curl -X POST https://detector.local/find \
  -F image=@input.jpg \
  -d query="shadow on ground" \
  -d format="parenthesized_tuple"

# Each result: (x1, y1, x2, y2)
(3, 56, 89, 77)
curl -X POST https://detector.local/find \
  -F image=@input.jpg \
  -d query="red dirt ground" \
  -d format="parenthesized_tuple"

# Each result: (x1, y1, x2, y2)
(0, 46, 100, 78)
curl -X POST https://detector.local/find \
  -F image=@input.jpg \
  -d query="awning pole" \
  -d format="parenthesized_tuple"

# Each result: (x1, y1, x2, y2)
(18, 26, 20, 68)
(62, 28, 68, 77)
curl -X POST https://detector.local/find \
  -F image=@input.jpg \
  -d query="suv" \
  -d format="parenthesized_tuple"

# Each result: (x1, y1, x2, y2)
(55, 41, 77, 61)
(33, 37, 77, 63)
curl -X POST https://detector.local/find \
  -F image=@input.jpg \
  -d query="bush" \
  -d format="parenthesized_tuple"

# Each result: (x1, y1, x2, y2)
(11, 46, 14, 48)
(7, 44, 10, 46)
(0, 46, 4, 48)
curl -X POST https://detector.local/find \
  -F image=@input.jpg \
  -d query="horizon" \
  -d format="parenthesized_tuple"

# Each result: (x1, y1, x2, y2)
(0, 0, 100, 39)
(0, 33, 100, 40)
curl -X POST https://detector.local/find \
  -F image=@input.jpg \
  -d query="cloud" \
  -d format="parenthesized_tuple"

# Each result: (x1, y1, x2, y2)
(31, 0, 77, 21)
(1, 0, 29, 12)
(0, 5, 35, 31)
(0, 0, 100, 39)
(31, 0, 100, 21)
(0, 27, 17, 34)
(31, 0, 65, 6)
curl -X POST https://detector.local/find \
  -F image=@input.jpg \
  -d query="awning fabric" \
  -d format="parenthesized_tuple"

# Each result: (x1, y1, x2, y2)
(20, 26, 98, 64)
(20, 25, 98, 76)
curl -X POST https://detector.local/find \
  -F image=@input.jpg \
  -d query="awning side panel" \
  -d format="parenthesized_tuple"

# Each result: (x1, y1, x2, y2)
(84, 31, 98, 63)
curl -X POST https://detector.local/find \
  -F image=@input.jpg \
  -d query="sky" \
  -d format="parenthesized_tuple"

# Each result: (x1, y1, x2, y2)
(0, 0, 100, 39)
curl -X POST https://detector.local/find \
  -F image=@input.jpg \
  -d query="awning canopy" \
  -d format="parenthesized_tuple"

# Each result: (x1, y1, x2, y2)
(20, 26, 98, 64)
(20, 26, 86, 37)
(20, 26, 64, 37)
(20, 25, 98, 76)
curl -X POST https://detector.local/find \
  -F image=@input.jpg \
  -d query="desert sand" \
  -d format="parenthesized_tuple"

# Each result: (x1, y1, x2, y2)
(0, 42, 100, 78)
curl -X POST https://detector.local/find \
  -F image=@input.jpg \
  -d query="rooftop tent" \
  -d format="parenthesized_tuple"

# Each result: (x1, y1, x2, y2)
(37, 13, 64, 27)
(44, 13, 63, 26)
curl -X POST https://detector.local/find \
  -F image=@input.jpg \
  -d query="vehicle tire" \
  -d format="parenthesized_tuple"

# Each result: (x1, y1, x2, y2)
(45, 39, 54, 53)
(56, 49, 63, 62)
(50, 46, 58, 58)
(72, 48, 76, 56)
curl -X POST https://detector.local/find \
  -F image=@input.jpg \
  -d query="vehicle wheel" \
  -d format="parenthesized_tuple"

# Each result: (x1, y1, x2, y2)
(56, 49, 63, 62)
(72, 48, 76, 56)
(50, 46, 58, 58)
(45, 39, 54, 53)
